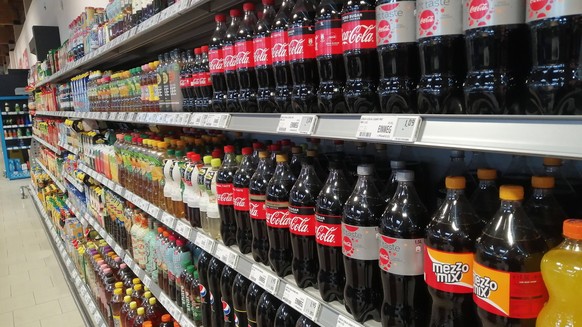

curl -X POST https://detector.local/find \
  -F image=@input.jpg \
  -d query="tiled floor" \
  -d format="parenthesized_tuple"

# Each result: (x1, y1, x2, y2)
(0, 177, 85, 327)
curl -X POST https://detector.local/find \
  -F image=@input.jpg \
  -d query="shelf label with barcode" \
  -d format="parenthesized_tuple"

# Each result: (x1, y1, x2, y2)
(282, 284, 321, 321)
(175, 220, 192, 239)
(214, 244, 239, 268)
(147, 203, 161, 219)
(194, 232, 216, 254)
(143, 274, 152, 288)
(336, 315, 364, 327)
(124, 254, 135, 268)
(356, 115, 422, 142)
(105, 234, 114, 245)
(277, 115, 318, 135)
(160, 212, 176, 229)
(249, 265, 280, 295)
(180, 315, 196, 327)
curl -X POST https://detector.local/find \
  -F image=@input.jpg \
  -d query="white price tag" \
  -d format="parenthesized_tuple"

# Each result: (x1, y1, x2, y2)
(167, 301, 182, 321)
(110, 112, 119, 120)
(174, 220, 192, 239)
(337, 315, 364, 327)
(179, 0, 191, 11)
(179, 113, 190, 125)
(126, 112, 137, 121)
(282, 285, 320, 320)
(203, 114, 230, 128)
(214, 244, 239, 268)
(136, 112, 146, 121)
(356, 115, 422, 142)
(74, 276, 82, 288)
(194, 232, 216, 254)
(105, 234, 114, 244)
(114, 184, 124, 195)
(159, 292, 171, 308)
(124, 254, 134, 268)
(114, 244, 124, 255)
(189, 113, 204, 126)
(81, 112, 88, 118)
(249, 265, 280, 295)
(180, 315, 196, 327)
(161, 212, 176, 229)
(143, 274, 152, 288)
(100, 112, 109, 120)
(277, 115, 318, 135)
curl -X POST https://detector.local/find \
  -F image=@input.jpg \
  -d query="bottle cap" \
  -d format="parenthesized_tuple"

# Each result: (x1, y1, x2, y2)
(564, 219, 582, 240)
(161, 314, 172, 322)
(243, 2, 255, 11)
(115, 282, 123, 288)
(306, 150, 317, 157)
(134, 284, 143, 291)
(130, 301, 137, 309)
(149, 297, 157, 306)
(137, 307, 145, 315)
(253, 142, 263, 149)
(543, 157, 562, 166)
(194, 48, 201, 55)
(291, 146, 302, 154)
(203, 155, 213, 164)
(133, 278, 141, 285)
(144, 291, 152, 299)
(187, 265, 195, 273)
(499, 185, 524, 201)
(446, 176, 466, 189)
(163, 231, 170, 237)
(224, 145, 234, 153)
(230, 9, 241, 17)
(269, 144, 281, 152)
(532, 176, 555, 189)
(124, 295, 131, 303)
(477, 168, 497, 180)
(191, 153, 201, 162)
(212, 150, 222, 158)
(259, 151, 269, 159)
(114, 288, 123, 295)
(390, 161, 406, 169)
(176, 239, 185, 247)
(215, 14, 226, 22)
(396, 170, 414, 182)
(262, 0, 274, 5)
(157, 227, 165, 233)
(143, 322, 153, 327)
(357, 164, 374, 176)
(201, 45, 209, 52)
(276, 154, 287, 163)
(242, 147, 252, 155)
(211, 158, 222, 168)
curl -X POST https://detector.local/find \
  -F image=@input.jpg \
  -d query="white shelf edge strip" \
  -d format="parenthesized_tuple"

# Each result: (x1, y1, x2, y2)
(33, 135, 61, 154)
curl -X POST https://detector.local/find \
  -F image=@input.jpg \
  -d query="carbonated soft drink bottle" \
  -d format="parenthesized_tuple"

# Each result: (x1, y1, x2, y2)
(198, 46, 212, 111)
(254, 0, 278, 113)
(246, 282, 265, 327)
(197, 250, 213, 327)
(250, 151, 275, 264)
(217, 145, 237, 246)
(470, 168, 500, 223)
(295, 315, 318, 326)
(209, 14, 228, 112)
(208, 256, 226, 327)
(256, 292, 282, 327)
(272, 0, 297, 113)
(224, 9, 243, 112)
(220, 265, 237, 326)
(232, 273, 251, 327)
(233, 147, 255, 253)
(524, 176, 566, 249)
(274, 303, 301, 326)
(236, 3, 259, 112)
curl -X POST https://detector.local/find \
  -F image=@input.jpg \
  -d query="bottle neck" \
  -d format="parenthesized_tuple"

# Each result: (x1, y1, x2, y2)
(216, 21, 226, 30)
(561, 237, 582, 252)
(446, 188, 465, 199)
(223, 152, 237, 166)
(532, 187, 553, 198)
(478, 179, 496, 187)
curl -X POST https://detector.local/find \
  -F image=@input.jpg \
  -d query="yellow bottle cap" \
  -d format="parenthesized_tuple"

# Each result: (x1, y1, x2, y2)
(115, 282, 123, 288)
(126, 288, 133, 296)
(159, 142, 168, 149)
(477, 168, 497, 180)
(532, 176, 555, 189)
(445, 176, 466, 190)
(203, 155, 212, 164)
(149, 297, 157, 305)
(137, 307, 145, 315)
(276, 154, 287, 163)
(134, 284, 143, 291)
(499, 185, 524, 201)
(114, 288, 123, 295)
(130, 302, 137, 309)
(132, 278, 141, 284)
(144, 291, 152, 299)
(211, 158, 222, 168)
(123, 295, 131, 303)
(543, 157, 562, 166)
(259, 151, 268, 159)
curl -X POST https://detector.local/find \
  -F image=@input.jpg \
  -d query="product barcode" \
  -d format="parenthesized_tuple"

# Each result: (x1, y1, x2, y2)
(266, 277, 277, 292)
(359, 131, 372, 137)
(290, 121, 299, 129)
(259, 275, 266, 284)
(294, 297, 305, 308)
(378, 125, 392, 134)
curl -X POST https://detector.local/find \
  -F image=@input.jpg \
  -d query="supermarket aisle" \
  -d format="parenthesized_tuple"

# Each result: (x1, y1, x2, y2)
(0, 177, 85, 326)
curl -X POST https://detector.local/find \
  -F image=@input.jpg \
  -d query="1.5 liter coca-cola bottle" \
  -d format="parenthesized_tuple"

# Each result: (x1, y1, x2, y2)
(272, 0, 296, 113)
(342, 0, 380, 113)
(224, 10, 243, 112)
(236, 3, 259, 112)
(209, 14, 227, 112)
(289, 0, 319, 113)
(216, 145, 238, 246)
(198, 46, 212, 111)
(254, 0, 278, 113)
(233, 147, 255, 254)
(315, 160, 351, 302)
(249, 151, 275, 264)
(289, 154, 323, 288)
(416, 0, 466, 114)
(376, 0, 419, 113)
(343, 164, 384, 322)
(266, 154, 297, 277)
(315, 0, 347, 113)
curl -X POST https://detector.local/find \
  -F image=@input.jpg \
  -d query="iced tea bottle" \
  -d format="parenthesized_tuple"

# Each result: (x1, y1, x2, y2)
(110, 288, 124, 327)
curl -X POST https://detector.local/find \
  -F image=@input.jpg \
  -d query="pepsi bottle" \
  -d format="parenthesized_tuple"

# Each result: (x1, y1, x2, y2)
(220, 265, 237, 326)
(197, 250, 213, 327)
(246, 282, 265, 327)
(209, 14, 227, 112)
(224, 9, 243, 112)
(216, 145, 237, 246)
(272, 0, 296, 113)
(249, 151, 275, 264)
(207, 257, 225, 327)
(236, 3, 259, 112)
(233, 147, 255, 254)
(296, 315, 318, 327)
(232, 274, 251, 327)
(254, 0, 278, 113)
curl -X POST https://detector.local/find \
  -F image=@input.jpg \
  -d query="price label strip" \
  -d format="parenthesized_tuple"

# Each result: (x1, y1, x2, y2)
(189, 113, 205, 126)
(277, 114, 318, 135)
(214, 244, 239, 269)
(194, 232, 216, 254)
(249, 265, 280, 295)
(147, 203, 161, 219)
(160, 212, 176, 229)
(282, 284, 321, 321)
(336, 315, 364, 327)
(174, 220, 192, 239)
(205, 114, 231, 128)
(143, 274, 152, 289)
(356, 115, 422, 143)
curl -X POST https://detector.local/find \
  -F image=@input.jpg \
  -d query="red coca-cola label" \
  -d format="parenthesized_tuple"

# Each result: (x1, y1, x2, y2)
(265, 201, 291, 228)
(233, 187, 250, 211)
(199, 72, 212, 87)
(222, 44, 237, 72)
(209, 48, 224, 74)
(288, 26, 316, 61)
(316, 19, 342, 56)
(315, 213, 342, 247)
(235, 40, 254, 69)
(180, 77, 189, 88)
(249, 196, 266, 220)
(342, 10, 376, 51)
(253, 36, 272, 66)
(191, 73, 199, 87)
(216, 183, 234, 205)
(271, 31, 288, 63)
(288, 206, 316, 236)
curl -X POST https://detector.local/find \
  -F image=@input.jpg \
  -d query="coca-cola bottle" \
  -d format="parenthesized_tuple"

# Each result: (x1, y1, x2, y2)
(191, 48, 202, 111)
(315, 0, 347, 113)
(341, 0, 380, 113)
(289, 0, 319, 113)
(207, 257, 226, 327)
(180, 50, 194, 111)
(232, 273, 251, 327)
(274, 303, 301, 326)
(289, 154, 323, 288)
(266, 154, 297, 277)
(246, 282, 265, 327)
(254, 0, 278, 113)
(220, 265, 237, 326)
(209, 14, 228, 112)
(236, 3, 259, 113)
(224, 9, 243, 112)
(342, 164, 384, 322)
(272, 0, 296, 113)
(416, 0, 466, 114)
(217, 145, 238, 246)
(256, 292, 282, 326)
(249, 151, 275, 264)
(376, 0, 419, 113)
(233, 147, 255, 254)
(315, 160, 351, 302)
(198, 46, 213, 111)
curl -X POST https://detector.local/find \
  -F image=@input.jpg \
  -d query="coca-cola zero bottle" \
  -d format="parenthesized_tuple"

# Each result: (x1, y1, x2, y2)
(198, 46, 213, 111)
(224, 10, 243, 112)
(272, 0, 297, 113)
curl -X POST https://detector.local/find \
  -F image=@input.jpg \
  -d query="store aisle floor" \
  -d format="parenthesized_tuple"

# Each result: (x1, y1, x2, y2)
(0, 178, 85, 327)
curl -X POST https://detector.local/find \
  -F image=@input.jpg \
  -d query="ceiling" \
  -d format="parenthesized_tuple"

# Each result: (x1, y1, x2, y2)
(0, 0, 27, 72)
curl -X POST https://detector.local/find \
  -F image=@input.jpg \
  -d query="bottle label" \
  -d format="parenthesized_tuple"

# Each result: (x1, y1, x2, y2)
(288, 205, 316, 236)
(249, 194, 266, 220)
(464, 0, 525, 30)
(315, 213, 342, 247)
(271, 31, 289, 63)
(199, 284, 209, 304)
(424, 246, 473, 293)
(378, 235, 424, 276)
(526, 0, 582, 22)
(204, 170, 216, 191)
(265, 201, 291, 228)
(253, 36, 272, 66)
(233, 187, 250, 211)
(417, 0, 463, 39)
(201, 71, 212, 86)
(288, 26, 317, 61)
(235, 40, 254, 69)
(180, 76, 189, 88)
(316, 19, 343, 56)
(209, 48, 224, 74)
(216, 183, 234, 205)
(113, 315, 121, 327)
(197, 167, 208, 187)
(341, 223, 379, 260)
(473, 261, 548, 318)
(376, 1, 416, 45)
(223, 44, 237, 72)
(341, 10, 377, 51)
(222, 299, 232, 322)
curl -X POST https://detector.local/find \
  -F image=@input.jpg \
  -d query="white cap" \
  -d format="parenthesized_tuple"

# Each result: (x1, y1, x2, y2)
(390, 161, 406, 169)
(396, 170, 415, 182)
(357, 164, 374, 176)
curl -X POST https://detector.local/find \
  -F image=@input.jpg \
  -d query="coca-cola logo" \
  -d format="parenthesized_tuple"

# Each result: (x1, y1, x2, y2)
(223, 54, 237, 69)
(254, 48, 268, 63)
(379, 247, 390, 266)
(344, 224, 359, 232)
(267, 210, 291, 227)
(233, 196, 246, 208)
(377, 20, 391, 39)
(342, 24, 375, 45)
(236, 51, 251, 65)
(343, 236, 353, 255)
(529, 0, 548, 11)
(419, 10, 435, 30)
(249, 202, 260, 217)
(288, 39, 305, 56)
(289, 216, 310, 234)
(209, 58, 223, 71)
(217, 192, 233, 203)
(316, 225, 338, 245)
(469, 0, 489, 20)
(272, 42, 287, 60)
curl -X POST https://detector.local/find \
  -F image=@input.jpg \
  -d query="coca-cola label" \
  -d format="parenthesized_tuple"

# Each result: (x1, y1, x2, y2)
(287, 26, 316, 61)
(223, 44, 237, 72)
(417, 0, 463, 39)
(341, 223, 379, 260)
(200, 72, 212, 87)
(376, 1, 416, 45)
(216, 183, 233, 205)
(526, 0, 582, 22)
(253, 36, 272, 66)
(235, 40, 254, 69)
(464, 0, 524, 30)
(249, 194, 266, 220)
(288, 206, 316, 236)
(378, 235, 424, 276)
(271, 31, 288, 63)
(341, 10, 377, 51)
(315, 213, 342, 247)
(209, 48, 224, 74)
(180, 76, 189, 88)
(191, 73, 200, 87)
(315, 19, 343, 56)
(265, 201, 291, 228)
(233, 187, 250, 211)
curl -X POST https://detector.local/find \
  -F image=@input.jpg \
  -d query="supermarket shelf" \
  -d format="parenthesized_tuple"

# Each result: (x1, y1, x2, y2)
(35, 158, 66, 192)
(33, 135, 61, 154)
(2, 111, 31, 116)
(29, 186, 108, 327)
(6, 145, 30, 150)
(5, 135, 32, 140)
(76, 162, 378, 327)
(4, 124, 32, 129)
(64, 172, 84, 193)
(0, 96, 28, 101)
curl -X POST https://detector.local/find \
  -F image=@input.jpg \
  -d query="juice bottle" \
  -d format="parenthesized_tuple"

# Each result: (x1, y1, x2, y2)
(110, 288, 124, 327)
(131, 307, 146, 327)
(145, 297, 164, 325)
(163, 149, 177, 215)
(159, 314, 173, 327)
(198, 155, 213, 232)
(119, 295, 132, 327)
(537, 219, 582, 327)
(155, 142, 169, 209)
(132, 284, 144, 306)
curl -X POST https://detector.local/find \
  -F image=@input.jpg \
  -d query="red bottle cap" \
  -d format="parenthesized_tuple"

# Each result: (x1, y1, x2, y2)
(224, 145, 235, 153)
(243, 2, 255, 11)
(242, 147, 252, 155)
(215, 14, 226, 22)
(201, 45, 209, 52)
(262, 0, 274, 5)
(230, 9, 241, 17)
(194, 48, 201, 55)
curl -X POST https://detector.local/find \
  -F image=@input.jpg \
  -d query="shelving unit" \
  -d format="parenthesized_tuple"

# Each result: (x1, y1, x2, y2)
(0, 95, 31, 180)
(33, 135, 61, 154)
(35, 158, 66, 192)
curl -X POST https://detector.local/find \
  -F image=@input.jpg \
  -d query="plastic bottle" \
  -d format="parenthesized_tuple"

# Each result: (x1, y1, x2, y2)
(173, 239, 192, 303)
(224, 9, 243, 112)
(272, 0, 297, 113)
(206, 158, 222, 240)
(184, 153, 202, 227)
(220, 265, 237, 326)
(120, 295, 132, 327)
(249, 151, 275, 264)
(209, 14, 228, 112)
(542, 157, 579, 217)
(233, 147, 255, 254)
(197, 250, 213, 327)
(198, 46, 213, 111)
(500, 155, 534, 194)
(470, 168, 500, 223)
(254, 0, 278, 113)
(236, 3, 259, 112)
(379, 170, 430, 325)
(131, 307, 146, 327)
(110, 288, 124, 327)
(256, 292, 282, 326)
(164, 235, 177, 296)
(180, 50, 194, 111)
(124, 301, 138, 327)
(246, 282, 265, 327)
(436, 150, 476, 207)
(381, 160, 407, 202)
(189, 270, 202, 325)
(207, 256, 226, 327)
(230, 273, 251, 327)
(198, 155, 213, 232)
(217, 146, 238, 245)
(145, 297, 163, 326)
(159, 314, 172, 327)
(274, 303, 301, 326)
(171, 150, 187, 219)
(474, 185, 549, 326)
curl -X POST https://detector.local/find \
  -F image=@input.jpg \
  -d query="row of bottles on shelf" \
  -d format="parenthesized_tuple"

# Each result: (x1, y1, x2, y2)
(3, 102, 28, 113)
(3, 116, 31, 126)
(4, 128, 32, 138)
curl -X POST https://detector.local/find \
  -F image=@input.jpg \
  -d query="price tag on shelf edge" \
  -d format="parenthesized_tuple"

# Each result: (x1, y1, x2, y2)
(189, 113, 204, 126)
(147, 203, 161, 219)
(114, 244, 124, 256)
(205, 113, 231, 129)
(337, 315, 364, 327)
(105, 234, 114, 245)
(214, 244, 239, 269)
(249, 264, 280, 295)
(161, 212, 176, 229)
(180, 315, 196, 327)
(194, 232, 216, 254)
(277, 115, 318, 135)
(282, 284, 321, 321)
(143, 274, 152, 289)
(356, 115, 422, 143)
(174, 219, 192, 239)
(124, 254, 135, 268)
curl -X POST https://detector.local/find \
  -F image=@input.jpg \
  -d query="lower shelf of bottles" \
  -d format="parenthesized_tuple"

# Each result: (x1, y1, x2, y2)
(29, 187, 108, 327)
